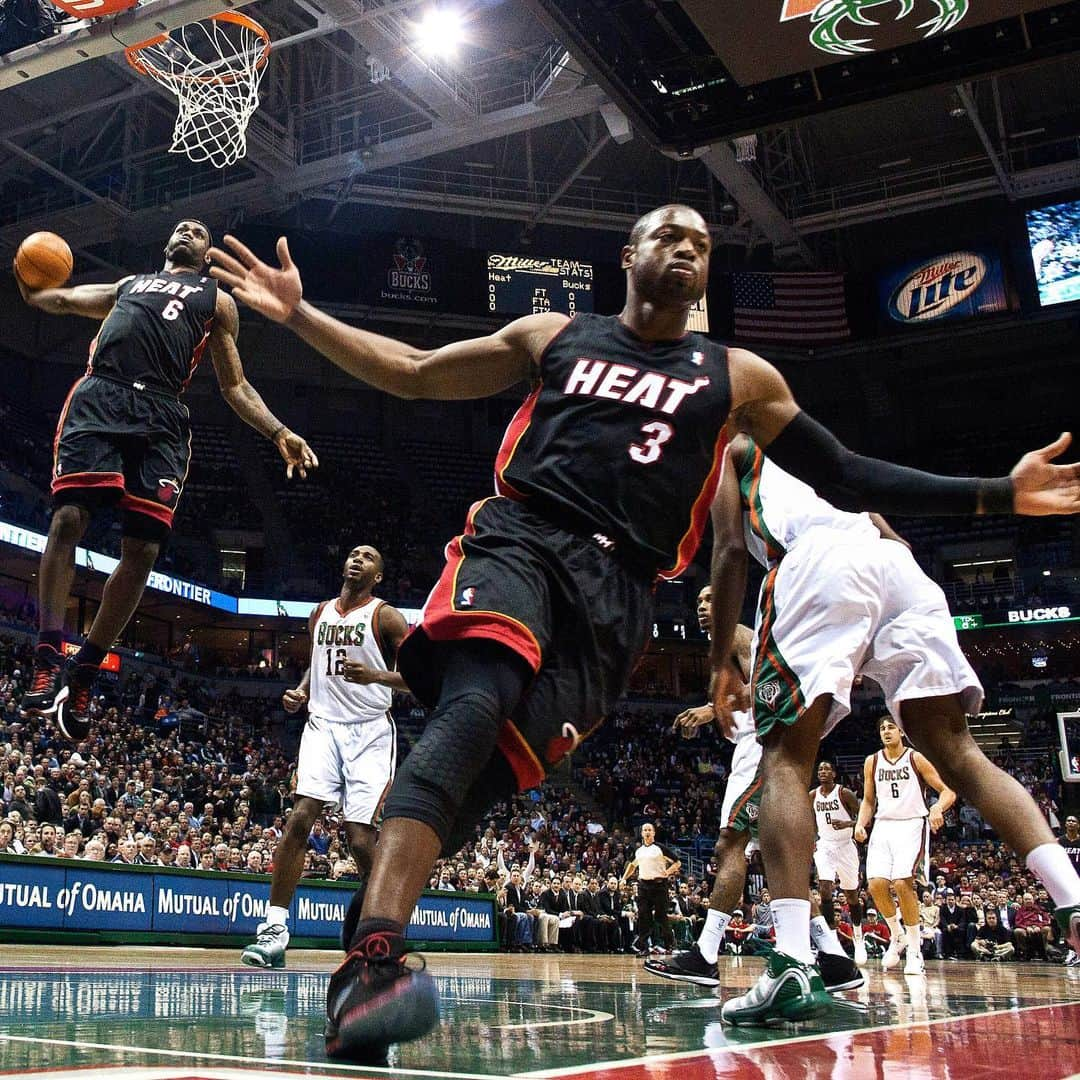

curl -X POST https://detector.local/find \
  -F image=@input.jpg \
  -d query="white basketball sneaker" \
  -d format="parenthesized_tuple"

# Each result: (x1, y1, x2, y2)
(881, 936, 906, 972)
(903, 949, 925, 976)
(853, 939, 869, 966)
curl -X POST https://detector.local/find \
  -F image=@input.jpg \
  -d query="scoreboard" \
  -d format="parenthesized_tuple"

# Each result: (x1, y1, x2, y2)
(487, 253, 594, 317)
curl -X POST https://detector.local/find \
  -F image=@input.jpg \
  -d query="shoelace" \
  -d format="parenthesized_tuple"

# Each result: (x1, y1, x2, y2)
(70, 679, 93, 718)
(30, 662, 57, 694)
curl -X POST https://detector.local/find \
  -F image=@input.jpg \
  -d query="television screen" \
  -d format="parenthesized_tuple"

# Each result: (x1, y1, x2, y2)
(1026, 200, 1080, 307)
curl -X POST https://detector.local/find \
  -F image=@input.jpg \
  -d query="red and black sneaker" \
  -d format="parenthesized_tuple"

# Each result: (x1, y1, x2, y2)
(324, 930, 439, 1061)
(55, 659, 96, 741)
(19, 646, 64, 717)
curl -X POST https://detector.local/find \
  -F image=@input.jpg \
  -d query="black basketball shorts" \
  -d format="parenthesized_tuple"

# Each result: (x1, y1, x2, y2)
(397, 495, 656, 791)
(52, 374, 191, 541)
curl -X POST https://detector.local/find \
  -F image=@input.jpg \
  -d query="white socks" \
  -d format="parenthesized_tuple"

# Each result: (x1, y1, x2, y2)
(772, 898, 813, 964)
(905, 923, 922, 956)
(809, 915, 847, 958)
(1026, 843, 1080, 908)
(885, 913, 903, 946)
(853, 925, 864, 943)
(267, 905, 289, 928)
(697, 908, 731, 964)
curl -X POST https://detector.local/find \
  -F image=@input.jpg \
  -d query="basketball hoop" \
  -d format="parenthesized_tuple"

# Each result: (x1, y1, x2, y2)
(126, 11, 271, 169)
(734, 134, 758, 164)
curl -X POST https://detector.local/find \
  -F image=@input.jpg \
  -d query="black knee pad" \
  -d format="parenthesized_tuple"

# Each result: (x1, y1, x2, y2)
(382, 640, 530, 844)
(382, 688, 503, 843)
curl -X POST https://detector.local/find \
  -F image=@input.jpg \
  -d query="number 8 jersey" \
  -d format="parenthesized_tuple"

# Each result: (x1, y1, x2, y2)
(494, 313, 731, 579)
(307, 596, 393, 723)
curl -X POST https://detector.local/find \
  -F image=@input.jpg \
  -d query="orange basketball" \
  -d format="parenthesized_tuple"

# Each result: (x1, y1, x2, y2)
(15, 231, 74, 290)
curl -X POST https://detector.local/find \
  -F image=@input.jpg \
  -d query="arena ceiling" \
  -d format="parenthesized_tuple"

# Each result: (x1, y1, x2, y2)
(1, 0, 1079, 271)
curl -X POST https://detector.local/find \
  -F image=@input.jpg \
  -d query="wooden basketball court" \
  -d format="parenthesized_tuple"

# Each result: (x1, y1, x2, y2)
(0, 946, 1077, 1078)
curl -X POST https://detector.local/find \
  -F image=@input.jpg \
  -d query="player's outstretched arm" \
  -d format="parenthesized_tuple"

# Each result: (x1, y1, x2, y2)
(854, 756, 876, 843)
(708, 437, 750, 736)
(208, 291, 319, 479)
(728, 348, 1080, 517)
(13, 268, 124, 319)
(209, 234, 562, 400)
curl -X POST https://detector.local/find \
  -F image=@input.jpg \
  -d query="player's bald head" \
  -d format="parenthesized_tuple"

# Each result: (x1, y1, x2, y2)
(627, 204, 708, 248)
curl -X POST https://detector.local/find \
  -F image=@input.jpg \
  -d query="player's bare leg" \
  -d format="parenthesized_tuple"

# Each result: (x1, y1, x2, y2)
(242, 796, 326, 968)
(721, 696, 832, 1025)
(55, 535, 160, 740)
(647, 826, 747, 985)
(84, 536, 160, 653)
(22, 505, 90, 718)
(871, 876, 921, 973)
(344, 822, 377, 878)
(899, 694, 1080, 953)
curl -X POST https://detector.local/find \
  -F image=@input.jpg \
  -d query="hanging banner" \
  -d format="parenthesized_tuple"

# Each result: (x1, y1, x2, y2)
(879, 249, 1009, 325)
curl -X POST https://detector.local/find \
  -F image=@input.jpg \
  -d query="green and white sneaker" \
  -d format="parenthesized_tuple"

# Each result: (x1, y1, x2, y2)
(721, 950, 831, 1026)
(1055, 904, 1080, 955)
(242, 923, 289, 968)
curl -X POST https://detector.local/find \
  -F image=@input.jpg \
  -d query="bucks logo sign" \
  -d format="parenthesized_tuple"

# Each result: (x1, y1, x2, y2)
(780, 0, 969, 57)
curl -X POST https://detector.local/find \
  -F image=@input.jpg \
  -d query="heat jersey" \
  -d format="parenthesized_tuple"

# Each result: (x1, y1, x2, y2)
(873, 748, 928, 820)
(88, 269, 217, 395)
(494, 313, 731, 578)
(734, 436, 879, 570)
(307, 596, 393, 723)
(814, 785, 854, 840)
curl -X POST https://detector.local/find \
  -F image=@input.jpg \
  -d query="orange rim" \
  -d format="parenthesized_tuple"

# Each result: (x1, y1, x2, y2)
(125, 11, 270, 85)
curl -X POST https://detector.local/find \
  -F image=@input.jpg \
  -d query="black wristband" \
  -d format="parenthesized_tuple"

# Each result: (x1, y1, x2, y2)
(270, 423, 287, 442)
(977, 477, 1014, 515)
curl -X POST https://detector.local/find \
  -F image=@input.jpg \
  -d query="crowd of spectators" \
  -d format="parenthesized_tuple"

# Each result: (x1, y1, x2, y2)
(1, 618, 1077, 963)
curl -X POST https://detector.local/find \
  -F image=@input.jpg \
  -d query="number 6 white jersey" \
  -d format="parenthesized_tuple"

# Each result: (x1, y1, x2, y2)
(308, 596, 393, 723)
(874, 748, 928, 820)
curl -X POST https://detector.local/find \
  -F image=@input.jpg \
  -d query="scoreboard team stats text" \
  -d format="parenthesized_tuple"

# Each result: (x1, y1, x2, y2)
(487, 253, 594, 316)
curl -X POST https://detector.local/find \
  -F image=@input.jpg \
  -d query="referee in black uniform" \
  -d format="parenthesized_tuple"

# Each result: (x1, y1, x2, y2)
(15, 219, 317, 740)
(621, 822, 681, 955)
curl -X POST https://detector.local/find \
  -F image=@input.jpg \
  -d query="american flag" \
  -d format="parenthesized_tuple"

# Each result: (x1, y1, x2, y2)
(733, 272, 849, 344)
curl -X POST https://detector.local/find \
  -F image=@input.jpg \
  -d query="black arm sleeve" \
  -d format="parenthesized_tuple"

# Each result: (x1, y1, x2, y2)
(765, 411, 1013, 516)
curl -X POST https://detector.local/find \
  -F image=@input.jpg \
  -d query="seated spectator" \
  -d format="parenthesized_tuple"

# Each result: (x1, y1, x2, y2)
(971, 909, 1015, 961)
(726, 909, 752, 955)
(1013, 891, 1053, 960)
(920, 888, 941, 959)
(862, 908, 890, 958)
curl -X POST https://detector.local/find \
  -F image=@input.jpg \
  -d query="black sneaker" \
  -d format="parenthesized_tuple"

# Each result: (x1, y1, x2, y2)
(325, 930, 439, 1061)
(19, 646, 64, 717)
(817, 951, 865, 993)
(644, 944, 720, 987)
(55, 659, 96, 741)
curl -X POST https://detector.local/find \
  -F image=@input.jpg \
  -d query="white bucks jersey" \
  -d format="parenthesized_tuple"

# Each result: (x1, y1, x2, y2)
(726, 709, 755, 747)
(874, 748, 928, 820)
(735, 438, 880, 569)
(308, 596, 393, 723)
(814, 785, 853, 841)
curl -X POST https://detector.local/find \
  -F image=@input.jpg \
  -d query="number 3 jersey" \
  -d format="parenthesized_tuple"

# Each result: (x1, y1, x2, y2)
(307, 596, 393, 723)
(88, 269, 217, 396)
(494, 313, 731, 579)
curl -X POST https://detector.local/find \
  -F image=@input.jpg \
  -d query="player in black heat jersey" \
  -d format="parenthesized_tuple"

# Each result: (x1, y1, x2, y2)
(14, 220, 317, 739)
(211, 207, 1080, 1059)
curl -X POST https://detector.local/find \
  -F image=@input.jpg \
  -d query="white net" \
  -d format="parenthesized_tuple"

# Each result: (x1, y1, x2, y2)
(734, 134, 758, 164)
(127, 13, 270, 169)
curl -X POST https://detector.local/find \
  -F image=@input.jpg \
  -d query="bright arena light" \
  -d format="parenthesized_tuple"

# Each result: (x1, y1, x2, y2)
(414, 7, 465, 57)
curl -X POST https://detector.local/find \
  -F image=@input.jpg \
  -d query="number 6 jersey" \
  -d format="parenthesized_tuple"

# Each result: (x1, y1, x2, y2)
(307, 596, 393, 723)
(494, 313, 731, 579)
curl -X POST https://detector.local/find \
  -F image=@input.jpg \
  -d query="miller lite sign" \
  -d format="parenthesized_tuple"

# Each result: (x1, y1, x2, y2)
(879, 248, 1008, 326)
